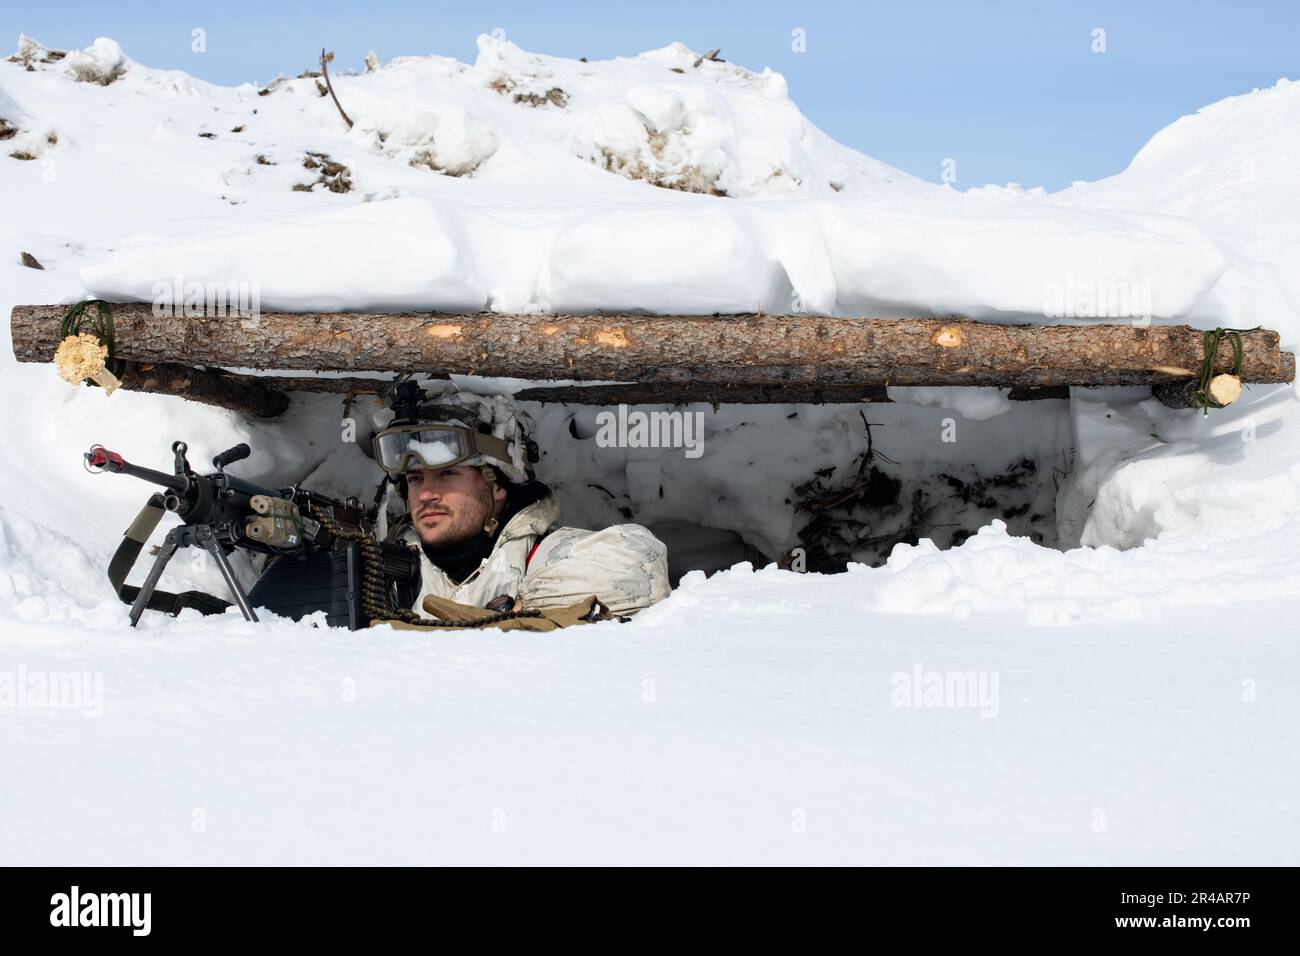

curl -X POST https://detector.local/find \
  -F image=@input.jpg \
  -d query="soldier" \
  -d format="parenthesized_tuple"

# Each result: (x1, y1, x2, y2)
(371, 387, 670, 619)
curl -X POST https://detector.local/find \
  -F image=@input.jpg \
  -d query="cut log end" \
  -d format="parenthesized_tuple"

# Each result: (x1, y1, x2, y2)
(1153, 373, 1243, 410)
(1208, 373, 1243, 406)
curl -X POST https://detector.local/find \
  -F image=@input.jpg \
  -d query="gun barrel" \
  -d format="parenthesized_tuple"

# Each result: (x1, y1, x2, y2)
(86, 444, 369, 552)
(84, 446, 188, 493)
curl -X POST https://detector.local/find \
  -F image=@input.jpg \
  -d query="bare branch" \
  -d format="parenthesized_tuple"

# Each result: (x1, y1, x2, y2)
(320, 48, 353, 129)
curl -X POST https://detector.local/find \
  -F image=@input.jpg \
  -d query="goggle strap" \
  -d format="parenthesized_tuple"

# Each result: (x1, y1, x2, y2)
(471, 432, 513, 468)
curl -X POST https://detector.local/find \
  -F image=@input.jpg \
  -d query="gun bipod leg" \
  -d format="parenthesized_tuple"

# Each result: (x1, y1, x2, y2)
(129, 529, 181, 627)
(196, 526, 259, 622)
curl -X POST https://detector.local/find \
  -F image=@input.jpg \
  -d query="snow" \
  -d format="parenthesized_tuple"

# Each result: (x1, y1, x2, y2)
(3, 30, 1270, 331)
(886, 386, 1012, 421)
(62, 38, 127, 86)
(81, 199, 489, 314)
(1060, 382, 1300, 549)
(1050, 77, 1300, 330)
(2, 32, 1300, 865)
(403, 436, 462, 466)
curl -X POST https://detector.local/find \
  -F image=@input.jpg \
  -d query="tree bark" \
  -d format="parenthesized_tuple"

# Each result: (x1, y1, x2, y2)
(11, 304, 1294, 388)
(115, 361, 290, 417)
(516, 383, 891, 405)
(514, 383, 1074, 405)
(109, 364, 402, 414)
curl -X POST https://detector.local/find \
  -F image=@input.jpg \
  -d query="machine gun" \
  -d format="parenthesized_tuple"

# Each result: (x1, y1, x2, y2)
(85, 440, 419, 629)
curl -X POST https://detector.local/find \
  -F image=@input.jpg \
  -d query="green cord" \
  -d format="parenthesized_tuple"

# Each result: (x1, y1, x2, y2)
(1196, 326, 1258, 415)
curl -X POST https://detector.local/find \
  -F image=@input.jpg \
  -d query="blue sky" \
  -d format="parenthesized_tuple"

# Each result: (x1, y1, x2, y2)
(4, 0, 1296, 190)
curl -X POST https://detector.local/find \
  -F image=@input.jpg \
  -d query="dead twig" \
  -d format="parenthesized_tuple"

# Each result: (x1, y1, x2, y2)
(320, 49, 353, 129)
(803, 413, 898, 513)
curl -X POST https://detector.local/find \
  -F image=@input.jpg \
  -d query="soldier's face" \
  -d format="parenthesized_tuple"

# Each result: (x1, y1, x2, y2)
(406, 465, 505, 547)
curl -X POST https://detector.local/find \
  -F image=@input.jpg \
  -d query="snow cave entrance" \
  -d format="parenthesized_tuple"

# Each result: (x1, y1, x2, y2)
(531, 393, 1075, 584)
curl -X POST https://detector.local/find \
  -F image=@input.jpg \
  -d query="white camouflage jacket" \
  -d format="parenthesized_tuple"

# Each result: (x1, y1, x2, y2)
(396, 494, 670, 618)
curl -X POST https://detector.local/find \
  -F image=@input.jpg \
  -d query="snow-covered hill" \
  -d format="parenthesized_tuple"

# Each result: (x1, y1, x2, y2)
(5, 33, 1286, 329)
(1052, 77, 1300, 322)
(2, 34, 1299, 865)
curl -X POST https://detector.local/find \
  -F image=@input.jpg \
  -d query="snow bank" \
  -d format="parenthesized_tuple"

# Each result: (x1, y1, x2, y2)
(0, 504, 113, 626)
(1052, 77, 1300, 334)
(536, 204, 792, 313)
(78, 193, 1238, 322)
(79, 198, 488, 313)
(1059, 382, 1300, 548)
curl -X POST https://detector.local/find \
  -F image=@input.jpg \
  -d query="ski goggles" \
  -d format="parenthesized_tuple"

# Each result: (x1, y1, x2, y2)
(373, 423, 513, 478)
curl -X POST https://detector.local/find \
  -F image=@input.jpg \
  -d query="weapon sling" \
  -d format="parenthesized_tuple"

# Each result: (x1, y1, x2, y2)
(107, 493, 233, 616)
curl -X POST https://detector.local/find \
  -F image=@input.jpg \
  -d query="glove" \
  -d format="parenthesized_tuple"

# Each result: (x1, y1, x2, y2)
(372, 594, 618, 631)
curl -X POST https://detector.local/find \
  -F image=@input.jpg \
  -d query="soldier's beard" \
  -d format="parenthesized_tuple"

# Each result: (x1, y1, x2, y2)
(413, 490, 496, 547)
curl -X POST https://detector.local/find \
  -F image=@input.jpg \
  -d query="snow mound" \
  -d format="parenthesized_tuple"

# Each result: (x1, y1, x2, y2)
(340, 94, 500, 178)
(572, 76, 797, 197)
(0, 504, 123, 626)
(1051, 77, 1300, 335)
(8, 33, 56, 69)
(63, 37, 127, 86)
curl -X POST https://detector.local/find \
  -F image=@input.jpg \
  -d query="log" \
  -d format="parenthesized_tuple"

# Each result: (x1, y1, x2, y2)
(111, 364, 399, 413)
(517, 383, 891, 405)
(11, 305, 1294, 390)
(115, 364, 404, 413)
(116, 361, 290, 417)
(514, 383, 1074, 405)
(51, 360, 1077, 410)
(1152, 373, 1244, 410)
(47, 366, 1076, 410)
(213, 372, 399, 395)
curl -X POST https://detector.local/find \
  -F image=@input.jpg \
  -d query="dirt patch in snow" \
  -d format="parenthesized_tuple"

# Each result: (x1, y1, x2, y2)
(514, 87, 568, 108)
(294, 152, 352, 193)
(591, 137, 726, 197)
